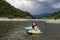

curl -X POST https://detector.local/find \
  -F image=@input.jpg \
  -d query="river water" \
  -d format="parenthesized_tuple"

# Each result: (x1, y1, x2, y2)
(0, 21, 60, 40)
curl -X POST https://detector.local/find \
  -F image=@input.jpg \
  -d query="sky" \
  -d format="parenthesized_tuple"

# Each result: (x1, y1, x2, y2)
(5, 0, 60, 15)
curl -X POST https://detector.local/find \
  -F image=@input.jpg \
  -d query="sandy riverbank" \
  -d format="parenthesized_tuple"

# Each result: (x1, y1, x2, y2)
(0, 18, 60, 23)
(44, 19, 60, 24)
(0, 18, 45, 21)
(0, 19, 42, 21)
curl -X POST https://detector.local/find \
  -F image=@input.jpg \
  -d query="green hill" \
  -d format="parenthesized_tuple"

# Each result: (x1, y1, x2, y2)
(41, 11, 60, 19)
(0, 0, 34, 19)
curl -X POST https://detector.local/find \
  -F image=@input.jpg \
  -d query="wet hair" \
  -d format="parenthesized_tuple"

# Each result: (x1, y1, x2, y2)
(32, 21, 38, 28)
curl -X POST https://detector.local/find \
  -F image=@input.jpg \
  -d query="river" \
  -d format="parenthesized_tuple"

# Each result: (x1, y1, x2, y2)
(0, 21, 60, 40)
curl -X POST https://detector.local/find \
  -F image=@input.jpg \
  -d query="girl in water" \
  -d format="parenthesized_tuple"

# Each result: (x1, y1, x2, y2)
(32, 21, 39, 31)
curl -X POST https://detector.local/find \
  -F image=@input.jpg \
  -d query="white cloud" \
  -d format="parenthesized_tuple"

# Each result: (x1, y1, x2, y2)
(5, 0, 21, 8)
(5, 0, 43, 15)
(5, 0, 33, 8)
(52, 3, 60, 8)
(5, 0, 35, 10)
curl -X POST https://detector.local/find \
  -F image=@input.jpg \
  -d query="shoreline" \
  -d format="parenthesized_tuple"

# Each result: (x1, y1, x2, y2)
(0, 18, 46, 21)
(0, 18, 60, 23)
(45, 19, 60, 24)
(0, 19, 43, 21)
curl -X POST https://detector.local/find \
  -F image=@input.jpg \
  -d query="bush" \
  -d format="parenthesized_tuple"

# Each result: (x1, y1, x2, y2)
(8, 15, 13, 19)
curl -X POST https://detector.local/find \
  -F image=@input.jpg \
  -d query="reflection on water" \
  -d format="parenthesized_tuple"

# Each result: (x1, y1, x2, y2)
(31, 35, 40, 40)
(0, 21, 60, 40)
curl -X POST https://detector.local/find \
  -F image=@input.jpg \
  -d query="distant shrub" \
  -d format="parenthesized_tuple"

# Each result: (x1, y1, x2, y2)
(8, 15, 13, 19)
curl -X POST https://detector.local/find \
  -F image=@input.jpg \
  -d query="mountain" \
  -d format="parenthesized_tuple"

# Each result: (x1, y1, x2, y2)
(47, 11, 60, 19)
(0, 0, 34, 19)
(33, 13, 53, 19)
(41, 11, 60, 19)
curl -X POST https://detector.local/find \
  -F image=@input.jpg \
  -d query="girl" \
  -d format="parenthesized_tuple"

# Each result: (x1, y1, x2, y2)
(32, 21, 39, 31)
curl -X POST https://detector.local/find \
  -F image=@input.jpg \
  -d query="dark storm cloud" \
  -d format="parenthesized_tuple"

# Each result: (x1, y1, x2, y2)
(29, 0, 60, 14)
